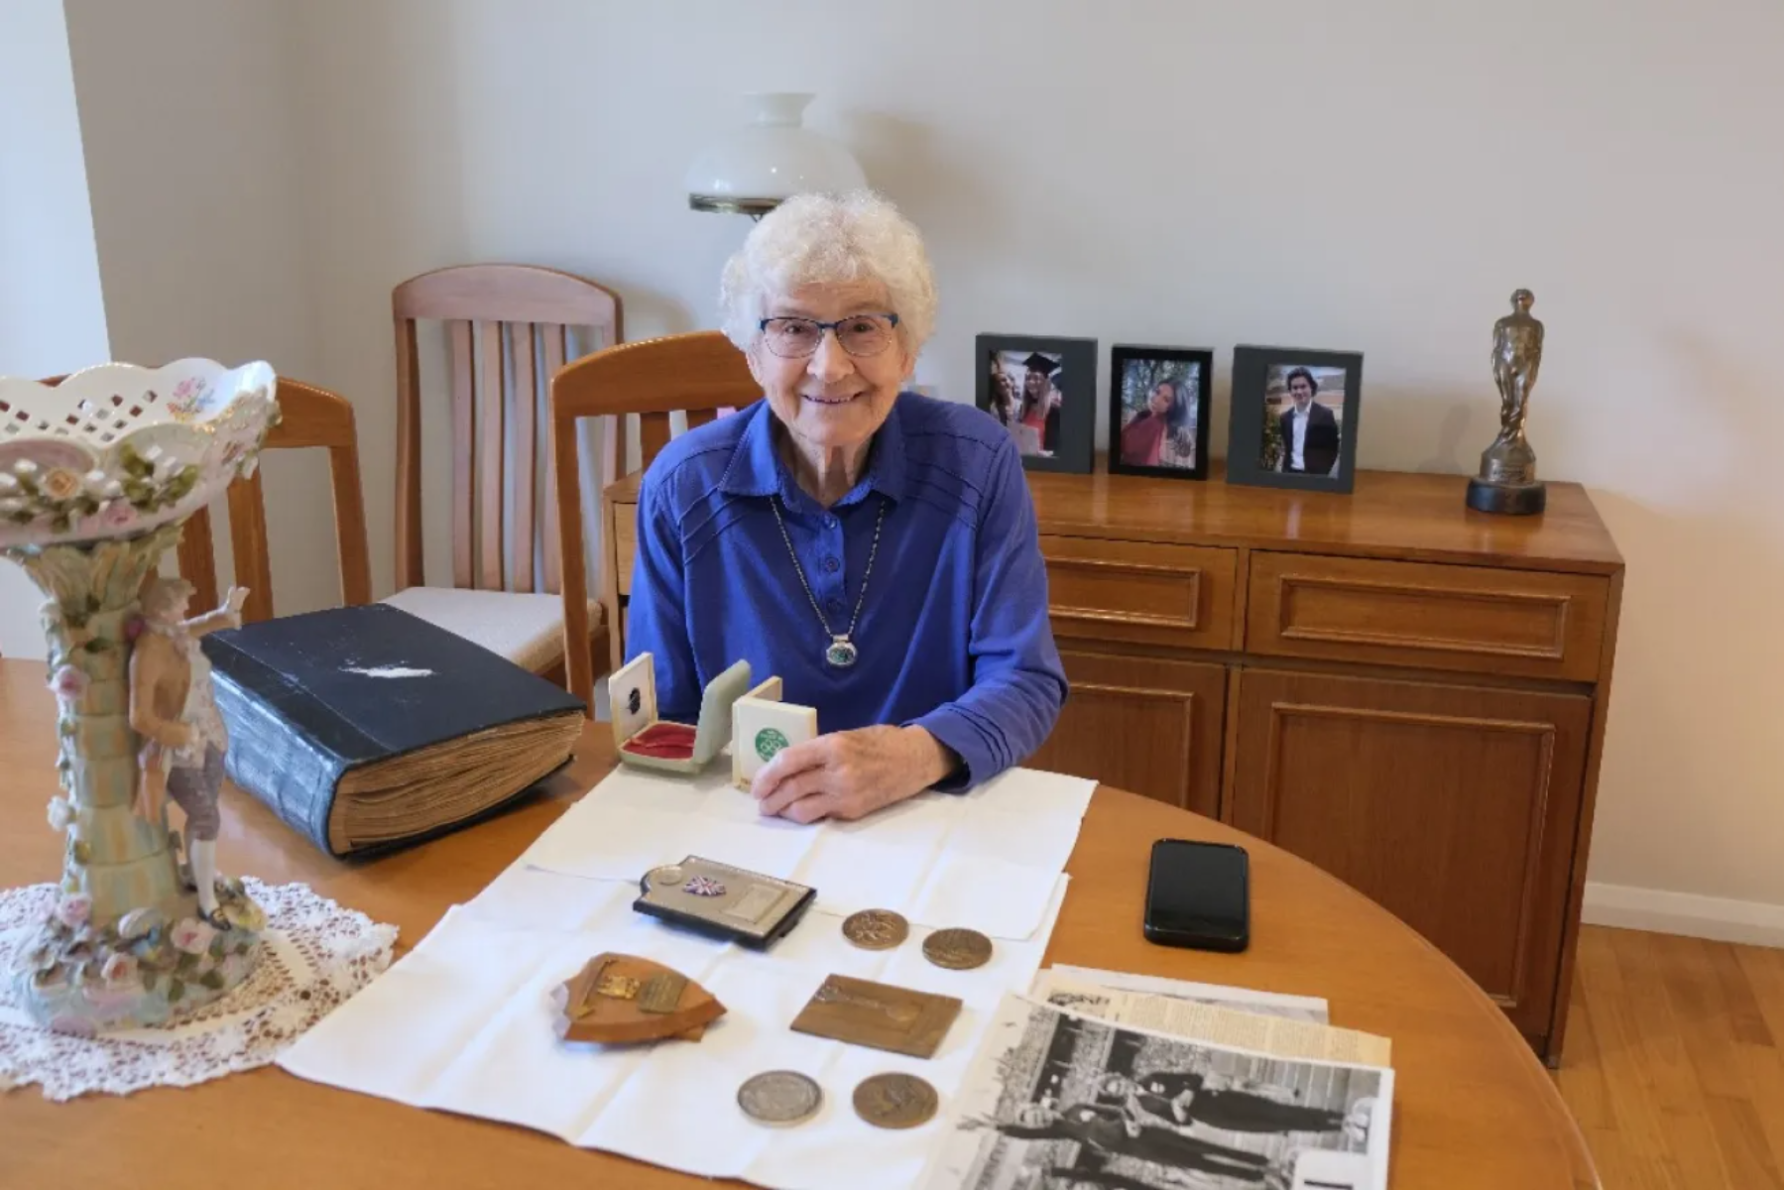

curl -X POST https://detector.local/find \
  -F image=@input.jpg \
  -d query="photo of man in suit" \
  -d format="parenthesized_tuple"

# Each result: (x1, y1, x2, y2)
(1270, 366, 1342, 476)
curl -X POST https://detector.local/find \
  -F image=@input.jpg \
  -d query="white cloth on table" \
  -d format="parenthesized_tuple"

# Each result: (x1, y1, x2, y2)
(517, 764, 1095, 942)
(276, 763, 1093, 1188)
(278, 867, 1069, 1190)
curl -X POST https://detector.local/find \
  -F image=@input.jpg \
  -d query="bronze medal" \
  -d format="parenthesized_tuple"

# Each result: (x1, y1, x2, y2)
(921, 927, 993, 971)
(852, 1072, 939, 1130)
(841, 909, 909, 951)
(789, 973, 962, 1059)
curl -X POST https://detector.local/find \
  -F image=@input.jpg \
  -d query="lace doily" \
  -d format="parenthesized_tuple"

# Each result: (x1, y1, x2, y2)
(0, 878, 397, 1101)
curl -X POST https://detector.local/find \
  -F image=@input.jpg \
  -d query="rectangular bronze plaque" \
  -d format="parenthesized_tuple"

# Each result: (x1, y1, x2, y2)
(637, 971, 687, 1014)
(788, 974, 962, 1059)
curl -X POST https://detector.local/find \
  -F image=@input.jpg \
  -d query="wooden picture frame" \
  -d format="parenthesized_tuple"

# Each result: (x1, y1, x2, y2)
(1225, 345, 1364, 494)
(1107, 345, 1213, 481)
(975, 334, 1097, 474)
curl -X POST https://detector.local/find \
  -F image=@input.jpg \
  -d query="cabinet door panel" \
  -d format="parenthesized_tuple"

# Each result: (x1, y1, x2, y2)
(1028, 651, 1226, 816)
(1229, 668, 1589, 1045)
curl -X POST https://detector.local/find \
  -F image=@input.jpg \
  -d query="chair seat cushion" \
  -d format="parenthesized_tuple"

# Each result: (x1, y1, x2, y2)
(381, 586, 601, 675)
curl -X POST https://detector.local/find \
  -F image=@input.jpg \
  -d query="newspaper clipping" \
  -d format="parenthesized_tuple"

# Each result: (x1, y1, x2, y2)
(1029, 972, 1391, 1068)
(920, 994, 1392, 1190)
(1035, 967, 1328, 1024)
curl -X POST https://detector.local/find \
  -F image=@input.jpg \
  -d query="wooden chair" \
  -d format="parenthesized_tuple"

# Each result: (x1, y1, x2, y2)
(549, 331, 761, 714)
(389, 263, 623, 681)
(176, 378, 372, 620)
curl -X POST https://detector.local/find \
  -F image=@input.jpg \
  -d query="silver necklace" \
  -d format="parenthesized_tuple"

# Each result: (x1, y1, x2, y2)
(769, 495, 887, 668)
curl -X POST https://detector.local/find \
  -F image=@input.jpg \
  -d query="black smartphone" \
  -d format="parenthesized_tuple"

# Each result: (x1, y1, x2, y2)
(1143, 838, 1250, 952)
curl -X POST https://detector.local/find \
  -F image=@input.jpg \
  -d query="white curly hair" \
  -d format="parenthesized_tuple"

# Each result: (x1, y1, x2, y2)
(718, 191, 938, 361)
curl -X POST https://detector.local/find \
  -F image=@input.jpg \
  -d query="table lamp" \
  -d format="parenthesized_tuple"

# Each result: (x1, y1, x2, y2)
(686, 92, 867, 218)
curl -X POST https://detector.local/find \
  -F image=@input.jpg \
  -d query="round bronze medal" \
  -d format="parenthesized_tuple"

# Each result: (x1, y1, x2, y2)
(921, 927, 993, 971)
(852, 1072, 938, 1130)
(841, 909, 910, 951)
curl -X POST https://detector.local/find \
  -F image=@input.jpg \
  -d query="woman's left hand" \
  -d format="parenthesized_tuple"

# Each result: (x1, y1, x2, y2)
(751, 725, 955, 823)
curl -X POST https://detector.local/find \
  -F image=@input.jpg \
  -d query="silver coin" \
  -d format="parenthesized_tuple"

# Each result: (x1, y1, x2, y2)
(738, 1070, 823, 1127)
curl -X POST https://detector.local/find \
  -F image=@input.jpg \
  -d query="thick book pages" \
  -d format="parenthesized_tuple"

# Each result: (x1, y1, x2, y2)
(203, 603, 586, 856)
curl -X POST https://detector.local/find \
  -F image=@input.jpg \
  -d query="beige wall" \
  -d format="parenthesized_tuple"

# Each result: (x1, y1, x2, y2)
(0, 0, 112, 657)
(33, 0, 1784, 924)
(63, 0, 331, 616)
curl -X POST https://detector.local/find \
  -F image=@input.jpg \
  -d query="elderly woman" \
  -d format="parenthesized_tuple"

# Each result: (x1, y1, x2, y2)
(625, 191, 1066, 824)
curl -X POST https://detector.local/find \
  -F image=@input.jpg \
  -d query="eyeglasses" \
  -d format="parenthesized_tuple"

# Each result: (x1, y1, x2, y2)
(758, 313, 900, 359)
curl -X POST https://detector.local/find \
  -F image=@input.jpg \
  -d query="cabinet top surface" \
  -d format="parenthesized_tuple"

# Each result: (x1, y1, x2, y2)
(605, 456, 1622, 574)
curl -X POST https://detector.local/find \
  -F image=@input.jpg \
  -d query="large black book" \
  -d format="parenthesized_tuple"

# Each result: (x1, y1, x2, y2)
(202, 603, 586, 857)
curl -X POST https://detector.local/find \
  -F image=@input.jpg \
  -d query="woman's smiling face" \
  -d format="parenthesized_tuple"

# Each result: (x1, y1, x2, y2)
(747, 280, 912, 462)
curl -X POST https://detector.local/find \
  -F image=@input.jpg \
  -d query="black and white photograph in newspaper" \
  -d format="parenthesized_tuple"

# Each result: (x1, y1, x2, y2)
(921, 994, 1392, 1190)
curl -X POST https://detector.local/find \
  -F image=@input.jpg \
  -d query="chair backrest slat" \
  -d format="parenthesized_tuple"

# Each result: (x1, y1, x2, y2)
(540, 323, 568, 595)
(176, 506, 222, 614)
(392, 316, 424, 589)
(639, 411, 673, 471)
(226, 468, 276, 623)
(477, 319, 504, 591)
(685, 408, 719, 432)
(550, 331, 760, 712)
(510, 322, 538, 592)
(448, 319, 475, 589)
(391, 265, 621, 597)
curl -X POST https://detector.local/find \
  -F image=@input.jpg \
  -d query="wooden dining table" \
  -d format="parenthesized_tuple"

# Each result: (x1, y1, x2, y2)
(0, 659, 1597, 1189)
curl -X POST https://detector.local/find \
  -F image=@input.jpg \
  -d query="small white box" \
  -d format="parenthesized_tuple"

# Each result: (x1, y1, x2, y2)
(731, 676, 818, 792)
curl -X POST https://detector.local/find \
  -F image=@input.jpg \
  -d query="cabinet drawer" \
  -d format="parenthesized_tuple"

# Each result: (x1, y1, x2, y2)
(1246, 552, 1608, 681)
(1041, 536, 1237, 650)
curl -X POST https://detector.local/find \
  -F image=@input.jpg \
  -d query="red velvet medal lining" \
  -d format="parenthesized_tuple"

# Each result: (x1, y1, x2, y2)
(622, 722, 697, 760)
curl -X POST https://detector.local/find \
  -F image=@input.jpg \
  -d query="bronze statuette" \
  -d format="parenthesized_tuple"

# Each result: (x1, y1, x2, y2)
(1467, 288, 1548, 515)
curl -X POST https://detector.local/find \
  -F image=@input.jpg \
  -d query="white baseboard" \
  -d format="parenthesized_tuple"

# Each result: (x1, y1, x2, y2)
(1582, 881, 1784, 948)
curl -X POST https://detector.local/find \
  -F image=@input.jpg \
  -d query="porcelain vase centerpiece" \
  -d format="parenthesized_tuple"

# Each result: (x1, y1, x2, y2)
(0, 359, 279, 1033)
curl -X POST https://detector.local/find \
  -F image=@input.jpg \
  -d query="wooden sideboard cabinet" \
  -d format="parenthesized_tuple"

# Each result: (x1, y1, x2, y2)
(602, 459, 1623, 1064)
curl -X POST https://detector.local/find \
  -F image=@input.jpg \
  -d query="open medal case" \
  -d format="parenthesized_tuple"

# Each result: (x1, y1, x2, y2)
(608, 652, 753, 774)
(731, 676, 819, 791)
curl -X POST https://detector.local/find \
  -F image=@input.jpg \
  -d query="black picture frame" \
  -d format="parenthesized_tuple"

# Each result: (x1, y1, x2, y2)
(1225, 345, 1364, 494)
(975, 333, 1097, 474)
(1106, 344, 1214, 481)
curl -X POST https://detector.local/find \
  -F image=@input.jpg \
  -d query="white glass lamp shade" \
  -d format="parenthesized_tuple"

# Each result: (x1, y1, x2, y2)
(686, 93, 867, 216)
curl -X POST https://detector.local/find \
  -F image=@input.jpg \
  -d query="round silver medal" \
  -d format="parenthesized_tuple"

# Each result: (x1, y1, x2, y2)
(738, 1070, 823, 1127)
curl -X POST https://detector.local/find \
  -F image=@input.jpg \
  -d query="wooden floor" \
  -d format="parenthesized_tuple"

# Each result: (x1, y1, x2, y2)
(1554, 925, 1783, 1190)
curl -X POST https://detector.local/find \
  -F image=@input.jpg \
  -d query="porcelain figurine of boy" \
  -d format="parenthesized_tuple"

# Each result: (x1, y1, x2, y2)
(129, 576, 248, 922)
